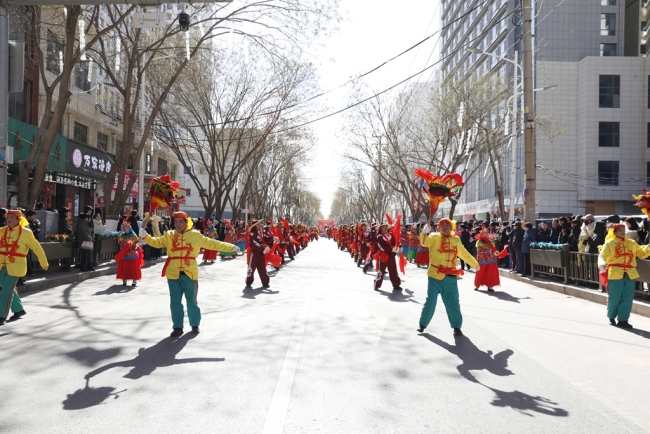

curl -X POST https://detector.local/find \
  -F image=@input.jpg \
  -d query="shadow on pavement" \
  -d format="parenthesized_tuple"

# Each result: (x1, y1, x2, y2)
(84, 333, 224, 381)
(421, 333, 514, 383)
(377, 288, 419, 304)
(65, 347, 122, 367)
(478, 290, 532, 303)
(0, 332, 10, 338)
(62, 381, 126, 410)
(93, 285, 137, 296)
(242, 286, 280, 299)
(620, 327, 650, 339)
(482, 384, 569, 417)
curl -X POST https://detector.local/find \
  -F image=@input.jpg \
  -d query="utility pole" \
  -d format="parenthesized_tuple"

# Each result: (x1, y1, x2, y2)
(522, 0, 535, 222)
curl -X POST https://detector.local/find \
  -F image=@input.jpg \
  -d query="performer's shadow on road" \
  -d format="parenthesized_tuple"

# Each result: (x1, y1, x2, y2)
(422, 333, 568, 417)
(619, 327, 650, 340)
(242, 286, 280, 299)
(92, 285, 137, 296)
(64, 334, 225, 410)
(376, 288, 420, 304)
(477, 290, 532, 303)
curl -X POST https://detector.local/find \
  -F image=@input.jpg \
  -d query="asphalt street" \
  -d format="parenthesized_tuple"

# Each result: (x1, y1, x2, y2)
(1, 238, 650, 433)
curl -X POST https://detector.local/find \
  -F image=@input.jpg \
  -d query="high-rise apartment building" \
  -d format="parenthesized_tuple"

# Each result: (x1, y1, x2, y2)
(439, 0, 650, 219)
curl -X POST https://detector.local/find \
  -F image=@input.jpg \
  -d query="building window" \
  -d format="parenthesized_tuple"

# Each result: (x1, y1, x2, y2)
(598, 161, 619, 186)
(157, 157, 168, 176)
(600, 43, 617, 56)
(599, 75, 620, 108)
(116, 139, 123, 158)
(643, 21, 649, 32)
(599, 122, 619, 147)
(601, 0, 616, 4)
(171, 164, 176, 181)
(73, 122, 88, 144)
(8, 80, 30, 122)
(46, 30, 63, 75)
(74, 60, 91, 92)
(186, 188, 191, 197)
(97, 132, 108, 151)
(600, 13, 616, 36)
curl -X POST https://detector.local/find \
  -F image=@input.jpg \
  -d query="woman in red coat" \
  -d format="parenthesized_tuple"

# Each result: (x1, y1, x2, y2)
(116, 221, 144, 286)
(473, 227, 501, 292)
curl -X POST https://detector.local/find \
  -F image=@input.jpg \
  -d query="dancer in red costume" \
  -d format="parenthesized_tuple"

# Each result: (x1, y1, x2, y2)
(116, 221, 144, 287)
(202, 219, 218, 263)
(473, 226, 501, 292)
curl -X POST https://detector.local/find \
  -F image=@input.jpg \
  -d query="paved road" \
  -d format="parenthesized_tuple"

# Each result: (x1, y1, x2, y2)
(1, 238, 650, 433)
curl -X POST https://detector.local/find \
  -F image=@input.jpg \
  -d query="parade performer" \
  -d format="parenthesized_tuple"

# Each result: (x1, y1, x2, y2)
(202, 219, 218, 263)
(408, 226, 419, 263)
(415, 226, 430, 268)
(362, 222, 377, 274)
(0, 210, 49, 325)
(417, 219, 479, 336)
(357, 222, 369, 268)
(473, 226, 502, 292)
(140, 211, 239, 336)
(246, 219, 271, 288)
(280, 219, 294, 261)
(373, 221, 402, 292)
(116, 221, 144, 287)
(598, 222, 650, 329)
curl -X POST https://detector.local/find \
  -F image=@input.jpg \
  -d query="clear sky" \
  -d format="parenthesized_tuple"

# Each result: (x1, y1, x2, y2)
(306, 0, 441, 218)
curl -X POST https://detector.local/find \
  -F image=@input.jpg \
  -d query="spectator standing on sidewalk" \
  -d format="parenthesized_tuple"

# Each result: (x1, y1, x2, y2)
(521, 222, 537, 276)
(625, 217, 639, 242)
(0, 210, 49, 325)
(58, 208, 72, 235)
(550, 219, 561, 244)
(459, 224, 471, 271)
(537, 222, 551, 242)
(598, 223, 650, 328)
(510, 220, 524, 273)
(585, 221, 606, 254)
(76, 214, 95, 272)
(93, 212, 105, 235)
(567, 219, 582, 252)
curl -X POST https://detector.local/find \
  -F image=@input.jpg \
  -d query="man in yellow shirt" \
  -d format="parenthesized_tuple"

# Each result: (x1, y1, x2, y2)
(140, 211, 239, 337)
(598, 223, 650, 329)
(0, 210, 49, 325)
(417, 218, 479, 336)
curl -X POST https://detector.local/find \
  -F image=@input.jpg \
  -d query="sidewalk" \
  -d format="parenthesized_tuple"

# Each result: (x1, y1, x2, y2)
(498, 268, 650, 319)
(18, 257, 167, 295)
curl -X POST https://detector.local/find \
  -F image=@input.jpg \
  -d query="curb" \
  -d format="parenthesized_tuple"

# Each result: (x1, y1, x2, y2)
(18, 258, 167, 296)
(498, 269, 650, 319)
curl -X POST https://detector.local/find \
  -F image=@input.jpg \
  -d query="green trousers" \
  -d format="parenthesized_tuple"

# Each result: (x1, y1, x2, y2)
(607, 274, 634, 322)
(168, 273, 201, 329)
(0, 268, 23, 320)
(419, 276, 463, 329)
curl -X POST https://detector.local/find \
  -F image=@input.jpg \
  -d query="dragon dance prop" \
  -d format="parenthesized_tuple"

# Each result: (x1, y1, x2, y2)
(149, 174, 180, 214)
(414, 169, 464, 218)
(633, 189, 650, 217)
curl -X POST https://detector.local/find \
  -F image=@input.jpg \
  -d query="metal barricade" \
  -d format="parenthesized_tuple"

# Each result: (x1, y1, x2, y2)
(566, 252, 600, 288)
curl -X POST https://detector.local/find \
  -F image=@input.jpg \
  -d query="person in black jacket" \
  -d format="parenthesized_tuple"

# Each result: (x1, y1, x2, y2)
(584, 221, 606, 254)
(567, 219, 582, 251)
(550, 219, 561, 244)
(537, 221, 551, 243)
(510, 220, 525, 273)
(498, 222, 511, 268)
(459, 224, 471, 270)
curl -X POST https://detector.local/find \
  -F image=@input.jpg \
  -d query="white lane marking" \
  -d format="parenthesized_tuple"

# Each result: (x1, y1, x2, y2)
(262, 299, 311, 434)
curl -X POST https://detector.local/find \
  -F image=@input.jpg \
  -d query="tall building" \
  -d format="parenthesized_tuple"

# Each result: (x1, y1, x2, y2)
(439, 0, 650, 219)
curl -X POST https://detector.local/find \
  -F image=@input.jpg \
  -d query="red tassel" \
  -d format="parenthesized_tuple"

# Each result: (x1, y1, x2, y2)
(399, 254, 407, 275)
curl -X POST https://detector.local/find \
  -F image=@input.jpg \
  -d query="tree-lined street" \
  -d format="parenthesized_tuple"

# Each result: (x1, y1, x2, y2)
(1, 239, 649, 433)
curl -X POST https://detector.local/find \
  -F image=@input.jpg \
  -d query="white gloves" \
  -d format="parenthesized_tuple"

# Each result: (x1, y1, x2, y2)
(599, 265, 607, 273)
(139, 228, 148, 239)
(273, 236, 280, 243)
(263, 246, 270, 254)
(232, 245, 241, 253)
(422, 224, 431, 234)
(392, 247, 399, 253)
(475, 266, 480, 272)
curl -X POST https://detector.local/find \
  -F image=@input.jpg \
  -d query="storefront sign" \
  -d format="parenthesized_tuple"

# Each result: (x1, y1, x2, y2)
(112, 171, 139, 195)
(8, 117, 66, 172)
(44, 172, 94, 189)
(66, 139, 116, 179)
(97, 196, 106, 206)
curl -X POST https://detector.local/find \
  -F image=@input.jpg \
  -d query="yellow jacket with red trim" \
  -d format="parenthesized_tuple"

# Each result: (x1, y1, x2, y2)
(598, 236, 650, 280)
(0, 225, 49, 277)
(419, 232, 478, 280)
(143, 229, 235, 280)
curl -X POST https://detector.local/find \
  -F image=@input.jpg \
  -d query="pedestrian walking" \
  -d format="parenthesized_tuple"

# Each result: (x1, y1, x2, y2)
(416, 219, 479, 337)
(140, 211, 239, 337)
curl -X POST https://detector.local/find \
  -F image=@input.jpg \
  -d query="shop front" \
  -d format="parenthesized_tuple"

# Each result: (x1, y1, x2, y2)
(65, 140, 115, 215)
(7, 117, 67, 208)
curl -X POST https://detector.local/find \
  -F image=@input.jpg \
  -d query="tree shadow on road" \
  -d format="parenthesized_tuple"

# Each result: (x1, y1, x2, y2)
(477, 290, 532, 303)
(242, 286, 279, 299)
(421, 333, 514, 382)
(0, 332, 10, 338)
(92, 285, 137, 296)
(84, 333, 224, 380)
